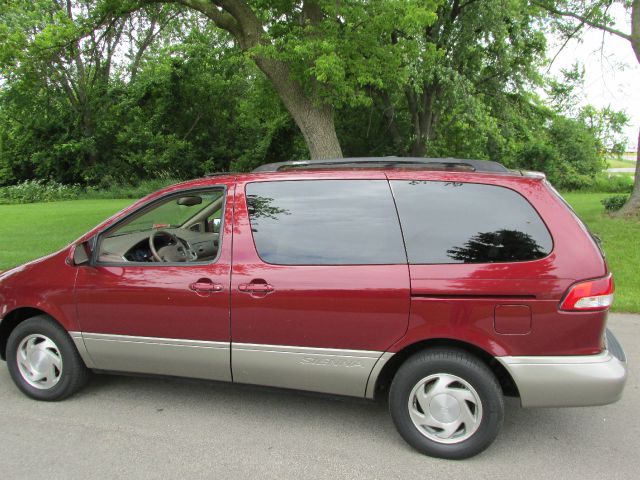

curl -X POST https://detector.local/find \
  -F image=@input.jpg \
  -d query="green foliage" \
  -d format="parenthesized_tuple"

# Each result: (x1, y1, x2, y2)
(253, 0, 440, 109)
(0, 0, 629, 193)
(547, 63, 630, 156)
(578, 174, 635, 193)
(83, 178, 181, 199)
(0, 180, 82, 204)
(537, 0, 639, 213)
(579, 105, 629, 155)
(0, 177, 183, 204)
(0, 11, 305, 186)
(601, 194, 630, 212)
(516, 114, 605, 189)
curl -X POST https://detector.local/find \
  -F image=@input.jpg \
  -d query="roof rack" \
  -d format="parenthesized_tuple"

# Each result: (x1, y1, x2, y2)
(204, 171, 237, 177)
(252, 157, 509, 174)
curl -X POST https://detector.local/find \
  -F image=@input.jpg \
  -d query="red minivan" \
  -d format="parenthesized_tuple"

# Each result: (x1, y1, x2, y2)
(0, 158, 627, 459)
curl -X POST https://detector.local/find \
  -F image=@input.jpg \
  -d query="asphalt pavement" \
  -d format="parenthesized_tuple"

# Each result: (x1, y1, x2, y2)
(0, 313, 638, 479)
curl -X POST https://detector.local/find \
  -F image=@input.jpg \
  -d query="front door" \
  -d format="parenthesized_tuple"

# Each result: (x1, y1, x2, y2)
(74, 181, 234, 381)
(230, 174, 411, 396)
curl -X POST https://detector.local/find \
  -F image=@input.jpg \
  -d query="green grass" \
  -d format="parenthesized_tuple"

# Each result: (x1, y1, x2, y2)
(0, 194, 638, 312)
(606, 158, 636, 169)
(0, 199, 132, 270)
(563, 193, 640, 313)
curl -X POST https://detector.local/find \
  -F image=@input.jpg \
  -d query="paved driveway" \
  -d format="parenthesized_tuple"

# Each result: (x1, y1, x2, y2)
(0, 314, 637, 479)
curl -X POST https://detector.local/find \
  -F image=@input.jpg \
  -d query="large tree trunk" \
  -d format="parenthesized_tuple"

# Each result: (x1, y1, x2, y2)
(407, 86, 438, 157)
(376, 91, 404, 150)
(616, 126, 640, 217)
(134, 0, 343, 160)
(254, 57, 342, 159)
(619, 7, 640, 215)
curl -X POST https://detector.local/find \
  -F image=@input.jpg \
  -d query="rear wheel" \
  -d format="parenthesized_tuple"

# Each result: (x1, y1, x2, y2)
(389, 348, 504, 459)
(6, 315, 90, 401)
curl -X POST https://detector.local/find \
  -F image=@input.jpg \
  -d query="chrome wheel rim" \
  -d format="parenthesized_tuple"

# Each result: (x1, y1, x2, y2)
(16, 334, 63, 390)
(408, 373, 482, 444)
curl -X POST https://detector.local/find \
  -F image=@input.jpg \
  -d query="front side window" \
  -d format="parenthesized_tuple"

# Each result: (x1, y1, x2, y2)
(97, 189, 225, 264)
(246, 180, 406, 265)
(391, 180, 553, 264)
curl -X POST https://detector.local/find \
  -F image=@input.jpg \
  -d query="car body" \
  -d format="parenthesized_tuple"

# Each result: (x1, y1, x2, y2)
(0, 157, 627, 459)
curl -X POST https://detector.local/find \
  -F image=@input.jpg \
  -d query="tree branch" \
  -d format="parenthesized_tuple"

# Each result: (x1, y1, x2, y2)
(131, 1, 243, 40)
(545, 21, 585, 73)
(533, 1, 631, 40)
(178, 0, 242, 38)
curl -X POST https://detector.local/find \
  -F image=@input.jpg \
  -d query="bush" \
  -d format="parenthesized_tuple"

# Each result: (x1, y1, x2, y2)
(0, 177, 183, 204)
(601, 195, 629, 212)
(0, 180, 82, 204)
(571, 173, 634, 193)
(83, 178, 182, 199)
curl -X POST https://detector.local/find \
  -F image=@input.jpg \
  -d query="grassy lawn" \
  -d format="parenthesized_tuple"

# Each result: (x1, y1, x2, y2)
(563, 193, 639, 313)
(0, 194, 638, 312)
(606, 158, 636, 169)
(0, 199, 132, 270)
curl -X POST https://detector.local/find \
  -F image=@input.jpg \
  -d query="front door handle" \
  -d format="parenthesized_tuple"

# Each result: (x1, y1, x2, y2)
(189, 279, 224, 293)
(238, 280, 274, 294)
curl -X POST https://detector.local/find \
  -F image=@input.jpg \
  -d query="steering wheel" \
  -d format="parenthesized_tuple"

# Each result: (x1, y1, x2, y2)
(149, 230, 198, 263)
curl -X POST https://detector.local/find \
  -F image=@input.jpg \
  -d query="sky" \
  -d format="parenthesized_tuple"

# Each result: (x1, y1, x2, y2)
(547, 6, 639, 151)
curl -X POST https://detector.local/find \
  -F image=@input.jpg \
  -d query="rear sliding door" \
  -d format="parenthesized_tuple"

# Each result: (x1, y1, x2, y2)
(230, 174, 410, 397)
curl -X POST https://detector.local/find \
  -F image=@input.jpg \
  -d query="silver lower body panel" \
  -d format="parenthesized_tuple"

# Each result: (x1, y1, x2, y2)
(80, 333, 231, 382)
(71, 332, 395, 397)
(72, 329, 628, 406)
(232, 343, 385, 397)
(497, 349, 627, 407)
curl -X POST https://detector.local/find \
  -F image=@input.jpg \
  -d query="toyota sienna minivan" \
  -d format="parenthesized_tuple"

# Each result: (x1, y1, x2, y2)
(0, 157, 627, 459)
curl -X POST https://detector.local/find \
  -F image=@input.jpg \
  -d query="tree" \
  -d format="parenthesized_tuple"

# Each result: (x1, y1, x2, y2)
(548, 63, 629, 156)
(378, 0, 547, 157)
(0, 0, 179, 182)
(0, 0, 620, 187)
(534, 0, 640, 216)
(99, 0, 439, 160)
(0, 14, 302, 184)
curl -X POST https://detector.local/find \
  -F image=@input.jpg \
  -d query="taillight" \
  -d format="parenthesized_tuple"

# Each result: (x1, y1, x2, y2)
(559, 274, 614, 311)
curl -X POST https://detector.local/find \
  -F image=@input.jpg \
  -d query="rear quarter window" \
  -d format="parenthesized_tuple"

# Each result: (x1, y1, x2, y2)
(390, 180, 553, 264)
(245, 180, 406, 265)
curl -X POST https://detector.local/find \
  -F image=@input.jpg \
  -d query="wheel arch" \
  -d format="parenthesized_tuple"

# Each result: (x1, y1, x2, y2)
(0, 307, 61, 360)
(372, 338, 519, 400)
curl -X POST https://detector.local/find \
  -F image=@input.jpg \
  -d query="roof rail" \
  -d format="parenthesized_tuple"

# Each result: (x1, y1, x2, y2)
(204, 171, 237, 177)
(252, 157, 509, 174)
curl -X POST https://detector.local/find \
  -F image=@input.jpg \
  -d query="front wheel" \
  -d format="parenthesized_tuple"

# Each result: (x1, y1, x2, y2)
(6, 315, 90, 401)
(389, 348, 504, 459)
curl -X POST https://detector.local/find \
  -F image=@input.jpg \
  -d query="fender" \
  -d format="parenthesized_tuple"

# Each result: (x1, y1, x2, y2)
(0, 249, 79, 332)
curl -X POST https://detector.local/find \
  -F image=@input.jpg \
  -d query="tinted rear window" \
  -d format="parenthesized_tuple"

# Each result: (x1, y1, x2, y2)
(246, 180, 406, 265)
(391, 180, 552, 264)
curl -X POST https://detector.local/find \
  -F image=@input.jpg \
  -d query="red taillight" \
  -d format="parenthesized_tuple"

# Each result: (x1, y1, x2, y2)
(559, 274, 614, 311)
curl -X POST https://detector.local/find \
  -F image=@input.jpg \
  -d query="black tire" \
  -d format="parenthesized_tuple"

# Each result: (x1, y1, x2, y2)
(389, 348, 504, 459)
(6, 315, 90, 401)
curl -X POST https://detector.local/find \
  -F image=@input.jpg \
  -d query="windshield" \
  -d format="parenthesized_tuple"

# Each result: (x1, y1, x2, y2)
(109, 190, 224, 237)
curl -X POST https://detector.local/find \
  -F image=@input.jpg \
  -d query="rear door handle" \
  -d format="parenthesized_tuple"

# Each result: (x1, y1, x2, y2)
(189, 279, 224, 293)
(238, 281, 274, 294)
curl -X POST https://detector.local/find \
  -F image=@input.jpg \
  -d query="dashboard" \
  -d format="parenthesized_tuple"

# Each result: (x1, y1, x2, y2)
(98, 228, 220, 264)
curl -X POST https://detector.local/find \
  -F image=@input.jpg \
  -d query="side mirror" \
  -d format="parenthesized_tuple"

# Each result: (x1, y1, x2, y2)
(70, 241, 93, 266)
